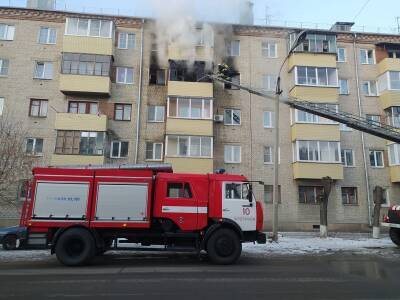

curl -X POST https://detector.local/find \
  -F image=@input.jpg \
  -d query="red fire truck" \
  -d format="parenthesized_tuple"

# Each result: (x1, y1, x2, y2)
(22, 164, 266, 266)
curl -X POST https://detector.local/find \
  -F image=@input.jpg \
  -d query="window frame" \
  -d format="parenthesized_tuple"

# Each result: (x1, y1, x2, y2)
(262, 74, 278, 91)
(166, 135, 213, 158)
(0, 97, 4, 116)
(388, 71, 400, 90)
(29, 99, 48, 118)
(145, 142, 163, 161)
(341, 187, 358, 205)
(224, 108, 241, 126)
(264, 146, 273, 164)
(68, 101, 98, 115)
(65, 18, 113, 38)
(362, 80, 378, 96)
(224, 144, 242, 164)
(0, 58, 9, 76)
(389, 143, 400, 166)
(360, 49, 375, 65)
(114, 103, 132, 121)
(110, 141, 129, 159)
(337, 47, 347, 62)
(339, 79, 349, 95)
(116, 67, 134, 84)
(298, 186, 324, 205)
(167, 97, 213, 120)
(295, 140, 341, 163)
(227, 40, 240, 57)
(25, 137, 44, 156)
(0, 23, 15, 41)
(369, 150, 385, 168)
(341, 149, 355, 167)
(38, 27, 57, 45)
(118, 32, 136, 49)
(262, 41, 278, 58)
(34, 61, 53, 80)
(294, 66, 339, 87)
(263, 111, 274, 128)
(295, 105, 338, 124)
(147, 105, 165, 123)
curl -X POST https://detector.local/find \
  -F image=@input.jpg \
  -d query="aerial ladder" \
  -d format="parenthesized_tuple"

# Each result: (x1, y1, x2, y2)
(207, 70, 400, 144)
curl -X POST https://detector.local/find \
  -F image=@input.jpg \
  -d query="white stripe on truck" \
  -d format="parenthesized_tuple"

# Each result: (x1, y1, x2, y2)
(162, 206, 208, 214)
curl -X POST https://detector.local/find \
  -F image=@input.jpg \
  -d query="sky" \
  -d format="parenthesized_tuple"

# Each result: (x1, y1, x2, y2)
(2, 0, 400, 33)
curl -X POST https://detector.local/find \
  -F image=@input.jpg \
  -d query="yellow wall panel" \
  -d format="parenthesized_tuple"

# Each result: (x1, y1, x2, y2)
(390, 166, 400, 183)
(165, 157, 213, 174)
(288, 53, 337, 69)
(379, 91, 400, 110)
(51, 155, 105, 166)
(289, 86, 339, 102)
(63, 35, 113, 55)
(293, 162, 343, 180)
(55, 113, 107, 131)
(60, 74, 111, 95)
(166, 119, 213, 136)
(291, 124, 340, 141)
(168, 81, 213, 98)
(378, 58, 400, 75)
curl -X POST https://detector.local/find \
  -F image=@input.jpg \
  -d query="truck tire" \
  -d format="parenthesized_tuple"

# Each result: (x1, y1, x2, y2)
(206, 228, 242, 265)
(389, 228, 400, 247)
(2, 235, 17, 250)
(55, 228, 96, 266)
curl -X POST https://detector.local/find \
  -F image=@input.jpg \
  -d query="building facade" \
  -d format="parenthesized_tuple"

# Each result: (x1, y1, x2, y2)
(1, 7, 400, 230)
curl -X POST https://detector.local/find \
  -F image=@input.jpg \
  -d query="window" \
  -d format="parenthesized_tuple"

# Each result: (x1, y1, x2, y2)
(360, 49, 375, 64)
(79, 132, 105, 155)
(366, 114, 381, 125)
(369, 150, 384, 168)
(262, 74, 277, 91)
(116, 67, 134, 84)
(166, 136, 212, 158)
(385, 107, 400, 128)
(264, 111, 274, 128)
(389, 50, 400, 58)
(224, 74, 240, 90)
(34, 61, 53, 79)
(389, 71, 400, 90)
(148, 105, 165, 122)
(68, 102, 98, 115)
(362, 81, 378, 96)
(337, 47, 346, 62)
(114, 104, 132, 121)
(55, 131, 103, 156)
(264, 146, 272, 164)
(0, 58, 9, 76)
(110, 141, 129, 158)
(118, 32, 136, 49)
(225, 183, 251, 200)
(168, 97, 212, 119)
(0, 24, 15, 41)
(290, 33, 336, 53)
(226, 40, 240, 56)
(29, 99, 48, 117)
(295, 66, 338, 87)
(149, 68, 166, 85)
(262, 41, 277, 58)
(0, 97, 3, 116)
(340, 123, 353, 132)
(224, 145, 241, 163)
(295, 140, 340, 163)
(25, 138, 43, 156)
(146, 142, 163, 161)
(167, 183, 192, 198)
(382, 188, 390, 207)
(389, 143, 400, 165)
(295, 104, 338, 124)
(339, 79, 349, 95)
(299, 186, 323, 204)
(62, 53, 111, 77)
(341, 149, 354, 167)
(55, 131, 80, 154)
(264, 185, 281, 204)
(224, 109, 241, 125)
(38, 27, 56, 44)
(66, 18, 113, 38)
(342, 187, 358, 205)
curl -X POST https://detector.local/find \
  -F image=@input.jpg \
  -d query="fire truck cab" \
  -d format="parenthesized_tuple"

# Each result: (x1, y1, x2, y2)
(25, 165, 266, 266)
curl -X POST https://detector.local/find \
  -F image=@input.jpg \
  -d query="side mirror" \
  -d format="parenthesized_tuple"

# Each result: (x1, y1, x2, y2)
(248, 185, 253, 203)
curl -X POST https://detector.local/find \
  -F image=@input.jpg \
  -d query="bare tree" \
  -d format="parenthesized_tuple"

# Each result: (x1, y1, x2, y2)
(319, 176, 334, 238)
(0, 114, 33, 208)
(372, 186, 383, 239)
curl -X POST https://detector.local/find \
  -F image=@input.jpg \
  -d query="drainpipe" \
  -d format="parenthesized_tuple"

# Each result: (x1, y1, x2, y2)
(134, 19, 145, 164)
(353, 33, 372, 226)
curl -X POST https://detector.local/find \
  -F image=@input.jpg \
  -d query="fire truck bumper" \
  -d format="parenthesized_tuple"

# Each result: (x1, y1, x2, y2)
(256, 232, 267, 244)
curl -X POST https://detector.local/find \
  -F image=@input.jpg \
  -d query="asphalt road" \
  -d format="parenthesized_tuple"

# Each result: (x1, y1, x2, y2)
(0, 251, 400, 300)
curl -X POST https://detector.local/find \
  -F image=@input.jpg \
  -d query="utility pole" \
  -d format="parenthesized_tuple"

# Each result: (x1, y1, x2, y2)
(397, 17, 400, 34)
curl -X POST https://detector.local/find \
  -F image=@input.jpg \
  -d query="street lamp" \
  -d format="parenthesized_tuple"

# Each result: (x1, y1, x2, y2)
(271, 30, 308, 242)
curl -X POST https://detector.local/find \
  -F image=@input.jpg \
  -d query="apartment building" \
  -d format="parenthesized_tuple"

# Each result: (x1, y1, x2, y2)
(1, 6, 400, 231)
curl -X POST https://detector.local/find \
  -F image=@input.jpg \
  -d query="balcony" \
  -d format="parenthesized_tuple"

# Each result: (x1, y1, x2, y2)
(60, 74, 111, 96)
(168, 45, 213, 62)
(378, 58, 400, 75)
(291, 124, 340, 141)
(55, 113, 107, 131)
(165, 157, 213, 174)
(63, 35, 113, 56)
(379, 91, 400, 110)
(166, 119, 213, 136)
(293, 162, 343, 180)
(168, 81, 213, 98)
(288, 53, 337, 70)
(289, 86, 339, 102)
(51, 154, 105, 166)
(390, 165, 400, 182)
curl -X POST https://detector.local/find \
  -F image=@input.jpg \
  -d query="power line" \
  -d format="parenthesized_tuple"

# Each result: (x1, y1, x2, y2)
(353, 0, 372, 21)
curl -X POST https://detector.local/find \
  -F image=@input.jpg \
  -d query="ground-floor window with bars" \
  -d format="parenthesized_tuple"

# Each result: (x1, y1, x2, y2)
(55, 130, 105, 156)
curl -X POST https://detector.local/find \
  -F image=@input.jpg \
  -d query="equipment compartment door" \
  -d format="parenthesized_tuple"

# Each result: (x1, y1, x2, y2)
(222, 182, 256, 231)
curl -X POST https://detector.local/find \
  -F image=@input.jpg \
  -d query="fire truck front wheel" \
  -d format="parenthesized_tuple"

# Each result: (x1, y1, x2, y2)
(389, 228, 400, 247)
(55, 228, 96, 266)
(2, 235, 17, 250)
(206, 228, 242, 265)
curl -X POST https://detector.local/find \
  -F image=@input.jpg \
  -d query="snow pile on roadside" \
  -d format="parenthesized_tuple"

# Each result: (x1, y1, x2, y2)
(0, 249, 49, 261)
(242, 235, 397, 256)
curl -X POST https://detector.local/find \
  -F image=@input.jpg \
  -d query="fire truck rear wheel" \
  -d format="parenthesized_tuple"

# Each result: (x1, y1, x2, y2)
(206, 228, 242, 265)
(389, 228, 400, 246)
(55, 228, 96, 266)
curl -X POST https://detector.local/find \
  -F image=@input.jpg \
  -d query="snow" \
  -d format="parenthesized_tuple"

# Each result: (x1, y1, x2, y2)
(0, 233, 398, 262)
